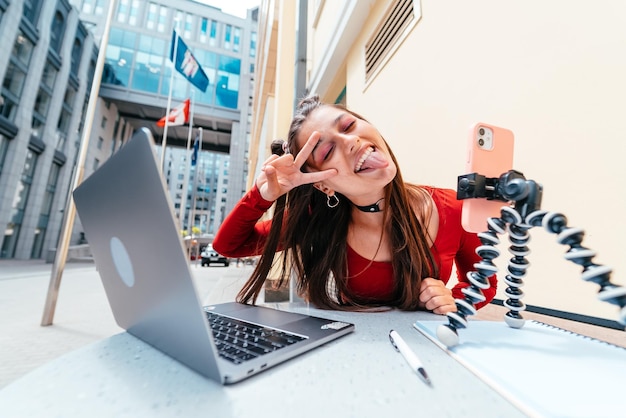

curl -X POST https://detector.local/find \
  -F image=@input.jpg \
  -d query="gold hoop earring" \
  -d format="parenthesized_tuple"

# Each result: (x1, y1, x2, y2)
(327, 194, 339, 208)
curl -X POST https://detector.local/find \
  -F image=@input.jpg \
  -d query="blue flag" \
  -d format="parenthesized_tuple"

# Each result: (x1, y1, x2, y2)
(191, 134, 200, 167)
(170, 31, 209, 93)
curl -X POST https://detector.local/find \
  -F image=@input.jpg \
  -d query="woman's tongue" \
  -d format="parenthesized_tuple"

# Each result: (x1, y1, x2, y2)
(359, 150, 389, 171)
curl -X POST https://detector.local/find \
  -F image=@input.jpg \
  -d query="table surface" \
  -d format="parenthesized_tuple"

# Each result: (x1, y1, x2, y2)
(0, 302, 531, 418)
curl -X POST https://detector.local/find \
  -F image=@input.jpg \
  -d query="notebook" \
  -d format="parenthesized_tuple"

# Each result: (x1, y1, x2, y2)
(72, 128, 354, 384)
(414, 319, 626, 417)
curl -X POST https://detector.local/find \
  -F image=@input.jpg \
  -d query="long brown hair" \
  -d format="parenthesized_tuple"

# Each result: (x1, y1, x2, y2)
(237, 95, 438, 310)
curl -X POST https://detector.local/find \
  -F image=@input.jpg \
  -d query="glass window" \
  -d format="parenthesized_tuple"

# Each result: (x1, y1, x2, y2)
(22, 0, 43, 24)
(13, 33, 35, 66)
(200, 18, 208, 43)
(93, 158, 100, 171)
(233, 28, 241, 52)
(101, 117, 107, 129)
(224, 24, 232, 50)
(215, 55, 241, 109)
(210, 21, 217, 46)
(0, 137, 9, 178)
(55, 131, 67, 151)
(31, 116, 45, 139)
(104, 28, 136, 87)
(95, 0, 105, 15)
(50, 11, 66, 53)
(3, 62, 27, 98)
(1, 32, 34, 121)
(33, 89, 51, 118)
(132, 35, 164, 93)
(57, 108, 72, 135)
(71, 38, 83, 75)
(31, 163, 61, 258)
(41, 65, 57, 89)
(184, 13, 193, 39)
(63, 87, 76, 108)
(250, 32, 257, 57)
(81, 0, 95, 14)
(146, 3, 157, 30)
(116, 0, 129, 23)
(158, 7, 167, 32)
(128, 0, 140, 26)
(1, 150, 39, 258)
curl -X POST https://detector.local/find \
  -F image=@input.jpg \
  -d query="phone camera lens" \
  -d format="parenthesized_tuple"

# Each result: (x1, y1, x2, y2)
(478, 138, 485, 146)
(478, 128, 485, 135)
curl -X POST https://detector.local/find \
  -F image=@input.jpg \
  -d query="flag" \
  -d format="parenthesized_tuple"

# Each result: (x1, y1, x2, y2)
(191, 133, 200, 166)
(170, 31, 209, 93)
(156, 98, 190, 127)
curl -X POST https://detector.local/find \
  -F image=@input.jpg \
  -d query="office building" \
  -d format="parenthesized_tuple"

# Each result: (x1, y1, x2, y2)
(0, 0, 97, 259)
(0, 0, 258, 259)
(72, 0, 258, 237)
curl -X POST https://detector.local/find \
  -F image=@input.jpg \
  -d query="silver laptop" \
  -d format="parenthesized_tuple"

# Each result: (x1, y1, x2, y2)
(73, 128, 354, 384)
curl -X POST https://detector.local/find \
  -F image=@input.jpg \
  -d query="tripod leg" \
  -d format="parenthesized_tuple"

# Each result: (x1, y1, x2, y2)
(502, 221, 532, 328)
(436, 215, 508, 347)
(526, 210, 626, 326)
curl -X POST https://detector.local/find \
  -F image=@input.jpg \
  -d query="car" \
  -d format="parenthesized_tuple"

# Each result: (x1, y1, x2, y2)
(201, 245, 230, 267)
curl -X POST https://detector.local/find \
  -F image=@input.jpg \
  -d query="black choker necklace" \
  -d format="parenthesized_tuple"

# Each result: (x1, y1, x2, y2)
(355, 198, 384, 213)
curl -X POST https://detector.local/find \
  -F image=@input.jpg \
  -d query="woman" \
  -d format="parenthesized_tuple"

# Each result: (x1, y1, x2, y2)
(213, 95, 496, 314)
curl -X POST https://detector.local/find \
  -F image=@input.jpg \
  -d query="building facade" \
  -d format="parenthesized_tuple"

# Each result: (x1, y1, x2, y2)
(0, 0, 257, 259)
(251, 0, 626, 319)
(72, 0, 258, 238)
(0, 0, 97, 259)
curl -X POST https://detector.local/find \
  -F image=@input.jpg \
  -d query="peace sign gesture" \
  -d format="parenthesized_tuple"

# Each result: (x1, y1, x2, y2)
(256, 132, 337, 202)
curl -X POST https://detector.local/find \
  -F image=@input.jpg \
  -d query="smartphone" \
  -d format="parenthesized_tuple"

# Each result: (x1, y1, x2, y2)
(461, 122, 515, 233)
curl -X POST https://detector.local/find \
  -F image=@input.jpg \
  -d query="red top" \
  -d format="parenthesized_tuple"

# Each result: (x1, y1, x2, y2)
(213, 185, 496, 309)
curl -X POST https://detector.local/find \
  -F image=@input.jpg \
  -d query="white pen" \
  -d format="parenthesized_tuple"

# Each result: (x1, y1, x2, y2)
(389, 329, 432, 386)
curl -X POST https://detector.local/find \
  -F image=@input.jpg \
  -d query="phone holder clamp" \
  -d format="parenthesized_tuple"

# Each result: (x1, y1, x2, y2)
(436, 170, 626, 348)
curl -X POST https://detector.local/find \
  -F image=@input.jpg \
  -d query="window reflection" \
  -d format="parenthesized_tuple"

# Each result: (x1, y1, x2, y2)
(102, 26, 241, 109)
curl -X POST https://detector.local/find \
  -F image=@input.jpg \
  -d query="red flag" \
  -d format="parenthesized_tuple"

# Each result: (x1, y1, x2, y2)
(156, 98, 190, 127)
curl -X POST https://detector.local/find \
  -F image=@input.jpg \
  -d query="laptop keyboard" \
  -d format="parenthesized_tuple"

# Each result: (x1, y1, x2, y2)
(204, 311, 306, 364)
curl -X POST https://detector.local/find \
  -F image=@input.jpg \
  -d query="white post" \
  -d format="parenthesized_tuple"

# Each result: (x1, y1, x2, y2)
(179, 91, 195, 231)
(41, 0, 118, 326)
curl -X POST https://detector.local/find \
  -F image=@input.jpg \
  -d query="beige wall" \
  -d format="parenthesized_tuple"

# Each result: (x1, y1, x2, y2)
(317, 0, 626, 320)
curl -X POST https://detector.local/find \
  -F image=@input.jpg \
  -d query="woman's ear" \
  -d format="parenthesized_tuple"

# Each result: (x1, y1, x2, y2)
(313, 183, 331, 195)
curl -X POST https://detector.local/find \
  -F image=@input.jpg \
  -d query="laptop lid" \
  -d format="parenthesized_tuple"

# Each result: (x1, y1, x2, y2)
(73, 129, 354, 384)
(73, 128, 223, 382)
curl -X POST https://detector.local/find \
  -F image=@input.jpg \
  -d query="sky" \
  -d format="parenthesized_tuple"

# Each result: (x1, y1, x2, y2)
(196, 0, 261, 19)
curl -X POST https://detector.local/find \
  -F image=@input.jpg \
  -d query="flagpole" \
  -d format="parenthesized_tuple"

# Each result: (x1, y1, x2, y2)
(198, 159, 205, 235)
(179, 90, 195, 232)
(190, 127, 202, 236)
(41, 0, 118, 326)
(189, 128, 202, 267)
(160, 25, 179, 173)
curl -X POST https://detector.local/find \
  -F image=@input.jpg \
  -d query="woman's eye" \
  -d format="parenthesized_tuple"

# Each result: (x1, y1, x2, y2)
(343, 120, 355, 132)
(323, 145, 334, 161)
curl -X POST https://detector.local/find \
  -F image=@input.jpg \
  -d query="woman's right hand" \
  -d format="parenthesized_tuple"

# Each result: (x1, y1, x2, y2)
(256, 132, 337, 202)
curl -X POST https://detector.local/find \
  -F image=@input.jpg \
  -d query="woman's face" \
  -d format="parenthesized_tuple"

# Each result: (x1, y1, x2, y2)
(295, 105, 397, 205)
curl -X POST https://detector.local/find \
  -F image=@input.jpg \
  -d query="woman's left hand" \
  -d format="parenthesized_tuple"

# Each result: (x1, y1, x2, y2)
(418, 278, 457, 314)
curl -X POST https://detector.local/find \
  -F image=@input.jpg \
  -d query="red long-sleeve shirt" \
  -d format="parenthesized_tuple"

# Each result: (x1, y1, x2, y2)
(213, 185, 497, 309)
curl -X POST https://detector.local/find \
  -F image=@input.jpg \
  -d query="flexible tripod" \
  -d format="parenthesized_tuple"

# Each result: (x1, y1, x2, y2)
(437, 170, 626, 348)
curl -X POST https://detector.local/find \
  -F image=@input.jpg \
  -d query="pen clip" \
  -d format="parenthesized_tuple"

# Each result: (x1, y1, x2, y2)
(388, 330, 399, 352)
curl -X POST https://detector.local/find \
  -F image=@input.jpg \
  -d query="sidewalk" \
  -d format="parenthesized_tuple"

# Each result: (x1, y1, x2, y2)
(0, 259, 253, 389)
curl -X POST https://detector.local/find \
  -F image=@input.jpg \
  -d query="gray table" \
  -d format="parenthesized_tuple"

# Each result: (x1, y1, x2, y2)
(0, 304, 526, 417)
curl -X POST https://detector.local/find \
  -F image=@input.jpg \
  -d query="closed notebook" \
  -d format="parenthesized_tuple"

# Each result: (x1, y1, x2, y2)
(414, 320, 626, 418)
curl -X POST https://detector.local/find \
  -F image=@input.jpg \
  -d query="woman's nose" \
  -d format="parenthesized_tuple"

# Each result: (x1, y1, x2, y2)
(347, 136, 360, 153)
